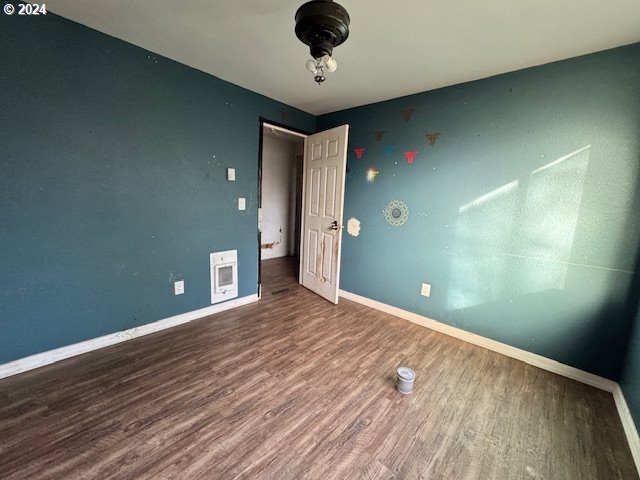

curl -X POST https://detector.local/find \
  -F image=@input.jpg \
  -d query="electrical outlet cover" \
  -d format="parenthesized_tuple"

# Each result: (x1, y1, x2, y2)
(174, 280, 185, 295)
(421, 283, 431, 297)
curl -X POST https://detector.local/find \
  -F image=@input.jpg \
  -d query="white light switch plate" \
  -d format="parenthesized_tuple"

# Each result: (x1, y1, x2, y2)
(238, 197, 246, 211)
(227, 168, 236, 181)
(174, 280, 185, 295)
(421, 283, 431, 297)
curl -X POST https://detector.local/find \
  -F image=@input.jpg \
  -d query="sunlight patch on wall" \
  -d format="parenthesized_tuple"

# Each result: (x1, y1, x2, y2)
(447, 145, 591, 311)
(447, 180, 520, 310)
(458, 180, 520, 214)
(514, 145, 591, 295)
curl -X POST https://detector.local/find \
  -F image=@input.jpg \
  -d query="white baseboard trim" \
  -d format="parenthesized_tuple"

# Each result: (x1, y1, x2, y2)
(0, 294, 259, 380)
(340, 289, 640, 474)
(339, 289, 616, 392)
(613, 385, 640, 477)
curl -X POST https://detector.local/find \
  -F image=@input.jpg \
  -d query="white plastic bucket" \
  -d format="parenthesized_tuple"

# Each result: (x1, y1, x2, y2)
(396, 367, 415, 395)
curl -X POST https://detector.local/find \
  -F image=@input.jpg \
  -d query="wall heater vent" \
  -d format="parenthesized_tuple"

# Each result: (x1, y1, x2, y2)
(210, 250, 238, 304)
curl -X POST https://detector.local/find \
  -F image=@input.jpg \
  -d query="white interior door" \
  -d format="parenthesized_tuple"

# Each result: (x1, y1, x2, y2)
(300, 124, 349, 304)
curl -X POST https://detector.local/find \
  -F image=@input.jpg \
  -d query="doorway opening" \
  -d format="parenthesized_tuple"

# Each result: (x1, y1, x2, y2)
(258, 121, 307, 296)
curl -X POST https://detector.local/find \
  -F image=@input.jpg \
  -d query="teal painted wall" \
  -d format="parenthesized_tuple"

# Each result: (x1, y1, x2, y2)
(0, 13, 314, 363)
(621, 254, 640, 427)
(621, 310, 640, 426)
(319, 43, 640, 380)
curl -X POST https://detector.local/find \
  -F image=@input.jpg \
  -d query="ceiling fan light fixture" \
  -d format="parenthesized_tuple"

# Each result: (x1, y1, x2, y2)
(295, 0, 350, 85)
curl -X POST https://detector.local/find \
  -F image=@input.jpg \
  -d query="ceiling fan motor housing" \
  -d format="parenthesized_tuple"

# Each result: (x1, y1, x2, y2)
(295, 0, 350, 59)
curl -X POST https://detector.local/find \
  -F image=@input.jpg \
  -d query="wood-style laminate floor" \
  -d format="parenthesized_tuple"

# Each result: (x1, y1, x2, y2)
(0, 256, 637, 479)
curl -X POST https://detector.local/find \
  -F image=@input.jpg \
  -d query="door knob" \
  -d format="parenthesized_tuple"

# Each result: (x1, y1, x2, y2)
(330, 220, 341, 230)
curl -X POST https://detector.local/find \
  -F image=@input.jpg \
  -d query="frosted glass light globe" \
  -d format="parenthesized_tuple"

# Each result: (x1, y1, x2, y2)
(306, 59, 317, 73)
(325, 57, 338, 73)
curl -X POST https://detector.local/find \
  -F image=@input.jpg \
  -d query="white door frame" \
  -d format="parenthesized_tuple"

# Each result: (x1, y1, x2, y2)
(259, 122, 348, 303)
(259, 121, 308, 297)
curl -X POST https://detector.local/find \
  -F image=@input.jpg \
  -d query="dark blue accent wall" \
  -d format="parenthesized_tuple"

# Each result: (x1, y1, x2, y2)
(318, 44, 640, 381)
(0, 13, 314, 363)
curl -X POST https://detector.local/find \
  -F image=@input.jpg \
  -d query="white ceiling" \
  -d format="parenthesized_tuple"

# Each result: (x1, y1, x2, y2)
(48, 0, 640, 115)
